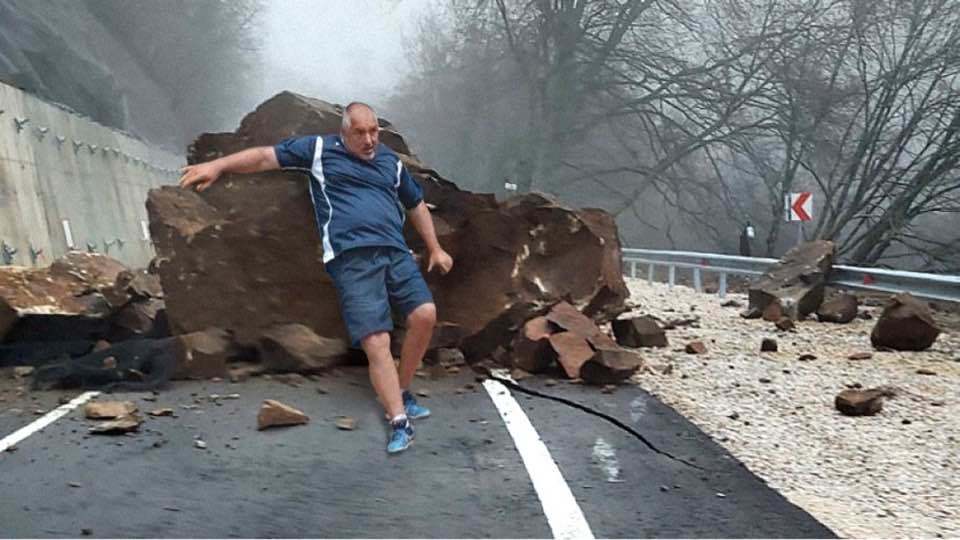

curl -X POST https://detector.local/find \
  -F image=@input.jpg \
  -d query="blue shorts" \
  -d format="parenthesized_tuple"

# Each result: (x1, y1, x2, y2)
(324, 246, 434, 347)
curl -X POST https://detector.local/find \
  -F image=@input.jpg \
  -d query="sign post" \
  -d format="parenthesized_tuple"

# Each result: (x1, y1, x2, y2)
(785, 192, 813, 245)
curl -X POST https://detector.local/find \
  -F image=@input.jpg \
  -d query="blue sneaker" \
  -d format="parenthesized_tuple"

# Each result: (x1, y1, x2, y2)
(403, 390, 431, 419)
(387, 418, 414, 454)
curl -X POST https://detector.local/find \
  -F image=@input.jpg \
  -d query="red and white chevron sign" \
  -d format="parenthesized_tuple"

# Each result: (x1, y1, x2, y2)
(785, 192, 813, 222)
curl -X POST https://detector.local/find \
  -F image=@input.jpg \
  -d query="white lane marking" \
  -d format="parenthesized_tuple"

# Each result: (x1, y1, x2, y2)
(482, 378, 595, 540)
(0, 391, 100, 453)
(629, 396, 647, 423)
(592, 437, 623, 483)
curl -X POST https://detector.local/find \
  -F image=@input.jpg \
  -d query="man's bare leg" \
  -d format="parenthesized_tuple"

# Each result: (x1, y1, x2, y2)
(398, 303, 437, 390)
(361, 331, 403, 419)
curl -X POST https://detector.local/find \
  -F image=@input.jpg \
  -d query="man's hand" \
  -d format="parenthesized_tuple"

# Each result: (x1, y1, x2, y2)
(179, 162, 222, 192)
(427, 248, 454, 275)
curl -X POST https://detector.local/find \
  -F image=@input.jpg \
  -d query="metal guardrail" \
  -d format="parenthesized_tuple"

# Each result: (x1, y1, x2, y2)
(622, 248, 960, 303)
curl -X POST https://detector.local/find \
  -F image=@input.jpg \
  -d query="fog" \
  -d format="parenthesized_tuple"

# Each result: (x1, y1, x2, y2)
(258, 0, 434, 107)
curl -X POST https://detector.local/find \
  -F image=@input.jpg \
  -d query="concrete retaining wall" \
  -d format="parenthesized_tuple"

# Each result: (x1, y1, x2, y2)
(0, 81, 182, 268)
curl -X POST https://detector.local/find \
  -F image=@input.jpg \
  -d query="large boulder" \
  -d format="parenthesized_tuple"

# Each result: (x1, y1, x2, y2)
(748, 241, 834, 320)
(0, 252, 129, 342)
(870, 293, 941, 351)
(148, 92, 629, 360)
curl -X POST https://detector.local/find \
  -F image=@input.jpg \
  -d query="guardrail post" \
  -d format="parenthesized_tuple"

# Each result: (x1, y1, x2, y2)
(630, 260, 637, 278)
(647, 263, 654, 283)
(668, 265, 676, 289)
(693, 267, 702, 293)
(719, 272, 727, 298)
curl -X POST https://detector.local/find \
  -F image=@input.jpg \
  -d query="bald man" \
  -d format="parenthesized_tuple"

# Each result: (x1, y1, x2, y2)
(179, 102, 453, 454)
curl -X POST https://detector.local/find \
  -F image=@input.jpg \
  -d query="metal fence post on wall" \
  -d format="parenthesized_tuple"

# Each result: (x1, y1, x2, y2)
(647, 263, 654, 283)
(719, 272, 728, 298)
(630, 260, 637, 278)
(668, 265, 676, 289)
(693, 267, 702, 293)
(1, 240, 17, 265)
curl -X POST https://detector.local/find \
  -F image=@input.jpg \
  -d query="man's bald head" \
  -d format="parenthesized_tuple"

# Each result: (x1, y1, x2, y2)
(340, 102, 380, 160)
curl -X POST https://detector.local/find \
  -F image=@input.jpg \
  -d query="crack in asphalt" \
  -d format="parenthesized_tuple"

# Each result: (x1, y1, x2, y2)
(487, 374, 707, 471)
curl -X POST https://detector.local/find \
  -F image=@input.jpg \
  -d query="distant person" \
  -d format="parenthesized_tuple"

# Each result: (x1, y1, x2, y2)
(739, 221, 755, 257)
(178, 102, 453, 454)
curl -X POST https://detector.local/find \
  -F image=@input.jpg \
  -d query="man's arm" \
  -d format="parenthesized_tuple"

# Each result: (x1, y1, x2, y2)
(407, 201, 453, 274)
(179, 146, 280, 192)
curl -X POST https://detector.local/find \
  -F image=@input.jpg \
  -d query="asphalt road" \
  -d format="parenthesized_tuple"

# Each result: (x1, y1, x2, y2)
(0, 368, 835, 538)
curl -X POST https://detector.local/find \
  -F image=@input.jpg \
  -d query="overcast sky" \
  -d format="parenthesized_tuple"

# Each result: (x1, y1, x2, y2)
(258, 0, 435, 108)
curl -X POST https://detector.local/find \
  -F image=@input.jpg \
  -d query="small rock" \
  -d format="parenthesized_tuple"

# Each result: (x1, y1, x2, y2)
(600, 384, 617, 394)
(848, 352, 873, 361)
(916, 368, 937, 376)
(901, 419, 912, 425)
(415, 390, 430, 398)
(659, 485, 670, 492)
(721, 299, 742, 308)
(194, 440, 207, 449)
(797, 353, 817, 361)
(257, 399, 309, 430)
(760, 338, 778, 352)
(335, 416, 357, 430)
(13, 366, 34, 378)
(510, 368, 533, 381)
(685, 341, 707, 354)
(774, 317, 795, 332)
(316, 386, 328, 395)
(68, 481, 82, 488)
(148, 408, 174, 417)
(758, 377, 772, 383)
(84, 401, 137, 420)
(716, 492, 726, 498)
(81, 528, 92, 536)
(728, 412, 740, 420)
(89, 414, 142, 434)
(835, 388, 885, 416)
(544, 379, 558, 387)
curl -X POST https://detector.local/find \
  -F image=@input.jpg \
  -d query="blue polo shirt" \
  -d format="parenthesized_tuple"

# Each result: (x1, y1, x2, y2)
(274, 135, 424, 263)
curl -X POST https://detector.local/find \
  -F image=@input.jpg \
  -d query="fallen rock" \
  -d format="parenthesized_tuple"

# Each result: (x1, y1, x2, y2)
(611, 316, 667, 348)
(760, 338, 778, 352)
(258, 323, 347, 373)
(0, 252, 128, 341)
(152, 92, 628, 364)
(173, 328, 238, 379)
(108, 298, 168, 341)
(774, 317, 795, 332)
(835, 389, 885, 416)
(797, 353, 817, 361)
(12, 366, 33, 378)
(257, 399, 309, 430)
(579, 347, 644, 385)
(148, 408, 174, 417)
(762, 301, 784, 322)
(848, 352, 873, 361)
(816, 294, 858, 324)
(870, 293, 942, 351)
(546, 332, 595, 379)
(84, 400, 137, 419)
(748, 241, 835, 320)
(334, 416, 357, 430)
(89, 414, 142, 434)
(685, 341, 707, 354)
(511, 316, 554, 373)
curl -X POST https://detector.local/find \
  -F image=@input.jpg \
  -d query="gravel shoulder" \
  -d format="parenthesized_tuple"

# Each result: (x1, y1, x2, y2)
(624, 278, 960, 539)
